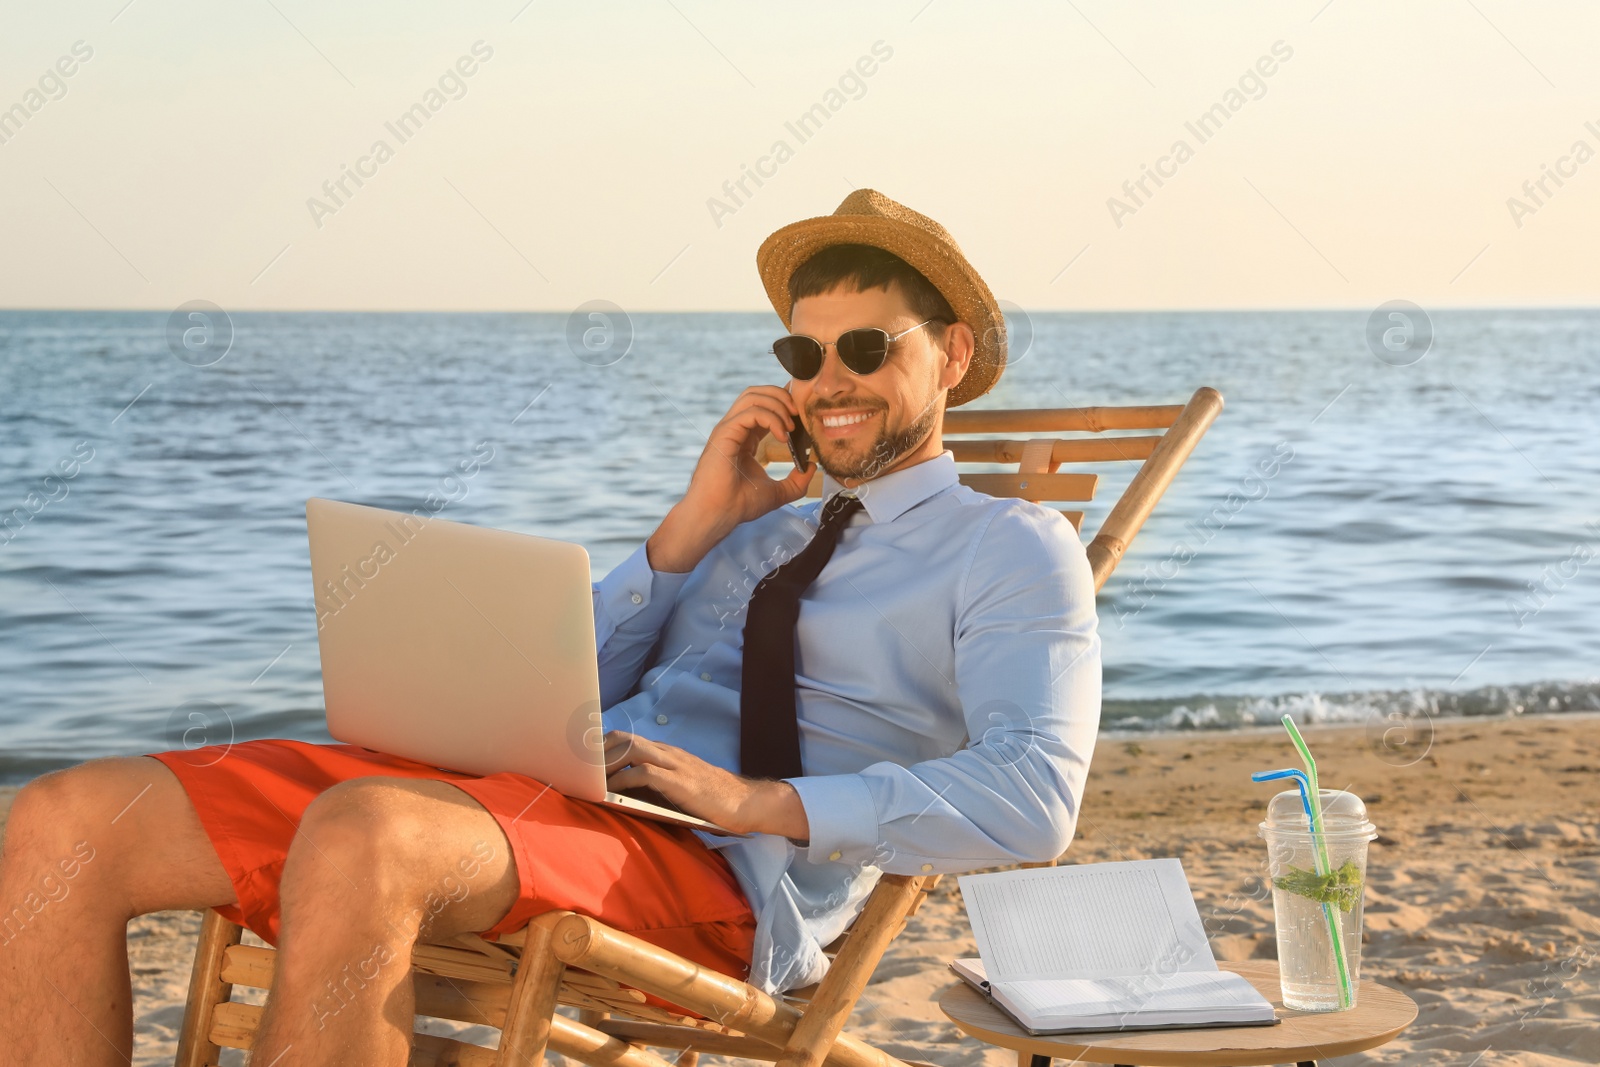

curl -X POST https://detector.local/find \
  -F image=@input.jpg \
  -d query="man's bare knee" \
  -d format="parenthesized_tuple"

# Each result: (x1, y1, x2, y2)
(283, 777, 517, 940)
(4, 760, 143, 889)
(1, 757, 233, 919)
(288, 779, 433, 900)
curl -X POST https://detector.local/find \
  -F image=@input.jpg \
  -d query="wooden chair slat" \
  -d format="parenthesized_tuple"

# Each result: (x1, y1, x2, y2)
(413, 972, 509, 1027)
(410, 1032, 503, 1067)
(804, 470, 1096, 502)
(904, 888, 932, 919)
(217, 944, 272, 988)
(598, 1018, 785, 1056)
(958, 472, 1097, 502)
(942, 405, 1186, 434)
(561, 969, 629, 993)
(1017, 437, 1056, 477)
(415, 961, 518, 985)
(547, 1014, 683, 1067)
(207, 1000, 259, 1050)
(948, 435, 1162, 465)
(411, 942, 516, 983)
(560, 986, 636, 1016)
(450, 930, 520, 964)
(488, 925, 527, 949)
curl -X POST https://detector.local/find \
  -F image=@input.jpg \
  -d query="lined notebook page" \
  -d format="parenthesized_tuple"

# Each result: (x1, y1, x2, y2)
(959, 858, 1215, 983)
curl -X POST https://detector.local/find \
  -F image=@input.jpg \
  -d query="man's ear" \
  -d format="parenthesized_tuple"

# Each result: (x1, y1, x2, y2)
(938, 322, 976, 392)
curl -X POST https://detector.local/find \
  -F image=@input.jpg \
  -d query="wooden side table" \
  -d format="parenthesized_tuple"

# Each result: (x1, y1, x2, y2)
(938, 960, 1417, 1067)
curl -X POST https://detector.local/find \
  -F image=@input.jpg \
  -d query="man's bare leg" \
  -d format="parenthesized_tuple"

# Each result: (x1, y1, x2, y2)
(250, 777, 519, 1066)
(0, 755, 237, 1066)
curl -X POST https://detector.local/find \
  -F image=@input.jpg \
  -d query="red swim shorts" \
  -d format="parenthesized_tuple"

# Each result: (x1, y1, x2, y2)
(145, 739, 755, 981)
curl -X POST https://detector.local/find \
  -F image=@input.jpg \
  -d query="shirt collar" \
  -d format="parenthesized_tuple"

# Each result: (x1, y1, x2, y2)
(819, 449, 959, 525)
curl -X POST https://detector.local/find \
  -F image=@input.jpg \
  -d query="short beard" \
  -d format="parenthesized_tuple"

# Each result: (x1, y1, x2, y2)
(817, 392, 940, 483)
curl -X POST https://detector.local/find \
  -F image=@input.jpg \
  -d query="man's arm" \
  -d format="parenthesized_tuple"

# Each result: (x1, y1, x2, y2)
(593, 384, 815, 707)
(592, 543, 694, 708)
(782, 505, 1101, 872)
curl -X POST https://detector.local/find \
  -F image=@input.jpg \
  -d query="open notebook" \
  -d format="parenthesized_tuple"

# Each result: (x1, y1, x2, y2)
(953, 858, 1277, 1035)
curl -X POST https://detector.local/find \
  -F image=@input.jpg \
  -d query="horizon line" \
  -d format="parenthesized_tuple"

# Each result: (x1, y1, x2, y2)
(3, 303, 1599, 315)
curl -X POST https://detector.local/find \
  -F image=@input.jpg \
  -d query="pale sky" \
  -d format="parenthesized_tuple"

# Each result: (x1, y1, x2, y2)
(1, 1, 1596, 311)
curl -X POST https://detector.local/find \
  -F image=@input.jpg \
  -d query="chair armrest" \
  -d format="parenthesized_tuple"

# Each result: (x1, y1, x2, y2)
(1086, 386, 1224, 592)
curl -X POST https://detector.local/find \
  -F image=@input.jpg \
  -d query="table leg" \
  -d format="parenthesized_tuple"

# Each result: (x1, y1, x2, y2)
(1014, 1055, 1053, 1067)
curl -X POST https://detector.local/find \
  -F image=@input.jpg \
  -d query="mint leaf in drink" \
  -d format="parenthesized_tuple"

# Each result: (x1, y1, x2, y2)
(1273, 859, 1364, 912)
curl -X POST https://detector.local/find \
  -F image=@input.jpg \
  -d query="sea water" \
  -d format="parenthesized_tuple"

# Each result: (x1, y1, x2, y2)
(2, 309, 1598, 780)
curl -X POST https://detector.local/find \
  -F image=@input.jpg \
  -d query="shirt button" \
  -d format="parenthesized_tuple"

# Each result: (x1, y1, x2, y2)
(921, 863, 933, 872)
(699, 671, 712, 681)
(630, 592, 643, 604)
(655, 714, 669, 725)
(828, 850, 842, 861)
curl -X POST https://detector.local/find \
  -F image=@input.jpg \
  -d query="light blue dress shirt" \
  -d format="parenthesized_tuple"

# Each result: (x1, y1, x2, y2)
(591, 449, 1102, 993)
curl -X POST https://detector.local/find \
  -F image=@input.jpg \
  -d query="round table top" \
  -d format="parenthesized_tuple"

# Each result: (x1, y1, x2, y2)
(937, 960, 1417, 1067)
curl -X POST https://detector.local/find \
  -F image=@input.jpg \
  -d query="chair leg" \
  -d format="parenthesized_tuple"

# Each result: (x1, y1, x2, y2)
(494, 913, 572, 1066)
(174, 909, 243, 1067)
(545, 1016, 680, 1067)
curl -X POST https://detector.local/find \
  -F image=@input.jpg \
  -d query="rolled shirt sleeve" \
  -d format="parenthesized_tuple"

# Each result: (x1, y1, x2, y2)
(593, 542, 693, 708)
(785, 505, 1101, 873)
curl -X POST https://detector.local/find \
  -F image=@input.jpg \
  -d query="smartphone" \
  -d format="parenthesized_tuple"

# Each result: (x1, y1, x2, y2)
(786, 413, 813, 472)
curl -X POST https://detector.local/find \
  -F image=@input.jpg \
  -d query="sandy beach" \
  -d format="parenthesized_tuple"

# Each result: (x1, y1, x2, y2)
(3, 713, 1595, 1066)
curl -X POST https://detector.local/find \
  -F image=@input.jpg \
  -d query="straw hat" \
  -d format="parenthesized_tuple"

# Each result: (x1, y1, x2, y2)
(756, 189, 1005, 408)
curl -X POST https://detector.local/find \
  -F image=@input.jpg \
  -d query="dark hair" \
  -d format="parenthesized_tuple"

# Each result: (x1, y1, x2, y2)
(788, 244, 956, 332)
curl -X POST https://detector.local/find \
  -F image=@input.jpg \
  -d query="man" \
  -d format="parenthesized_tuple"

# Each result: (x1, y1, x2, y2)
(0, 189, 1100, 1065)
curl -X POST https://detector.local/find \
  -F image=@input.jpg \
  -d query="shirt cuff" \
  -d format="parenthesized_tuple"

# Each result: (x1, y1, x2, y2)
(785, 773, 879, 863)
(596, 541, 692, 634)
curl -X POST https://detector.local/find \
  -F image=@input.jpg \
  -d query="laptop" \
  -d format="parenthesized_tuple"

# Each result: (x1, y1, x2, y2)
(304, 497, 743, 836)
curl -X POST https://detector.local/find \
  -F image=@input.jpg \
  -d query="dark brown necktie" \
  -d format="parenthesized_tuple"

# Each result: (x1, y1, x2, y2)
(739, 492, 865, 780)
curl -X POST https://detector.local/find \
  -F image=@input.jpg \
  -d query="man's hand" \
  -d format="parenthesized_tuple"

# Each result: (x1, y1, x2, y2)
(647, 385, 814, 574)
(604, 731, 810, 841)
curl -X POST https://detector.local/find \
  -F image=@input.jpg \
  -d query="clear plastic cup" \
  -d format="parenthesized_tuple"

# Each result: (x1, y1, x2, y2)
(1259, 789, 1378, 1011)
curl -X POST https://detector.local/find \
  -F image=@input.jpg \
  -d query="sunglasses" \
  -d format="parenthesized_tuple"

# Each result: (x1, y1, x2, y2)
(771, 319, 937, 380)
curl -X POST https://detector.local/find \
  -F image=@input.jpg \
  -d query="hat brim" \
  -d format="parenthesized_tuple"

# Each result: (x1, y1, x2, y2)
(756, 215, 1005, 407)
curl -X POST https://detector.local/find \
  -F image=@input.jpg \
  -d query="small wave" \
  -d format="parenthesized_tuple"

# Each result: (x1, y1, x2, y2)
(1101, 678, 1600, 733)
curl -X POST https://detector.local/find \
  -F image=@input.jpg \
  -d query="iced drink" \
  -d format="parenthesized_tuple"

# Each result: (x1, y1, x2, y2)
(1259, 788, 1377, 1011)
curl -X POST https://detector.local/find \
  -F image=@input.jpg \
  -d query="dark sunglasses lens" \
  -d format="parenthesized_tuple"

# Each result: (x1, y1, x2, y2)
(836, 329, 890, 373)
(773, 336, 824, 379)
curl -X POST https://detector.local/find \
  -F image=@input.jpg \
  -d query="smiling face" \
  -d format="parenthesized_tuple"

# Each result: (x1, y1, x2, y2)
(787, 281, 974, 488)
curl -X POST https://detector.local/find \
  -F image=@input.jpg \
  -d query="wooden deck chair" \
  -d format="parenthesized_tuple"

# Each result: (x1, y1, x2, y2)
(173, 387, 1223, 1067)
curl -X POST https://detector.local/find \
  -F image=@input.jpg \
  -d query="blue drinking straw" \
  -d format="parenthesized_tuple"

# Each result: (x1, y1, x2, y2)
(1250, 768, 1314, 820)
